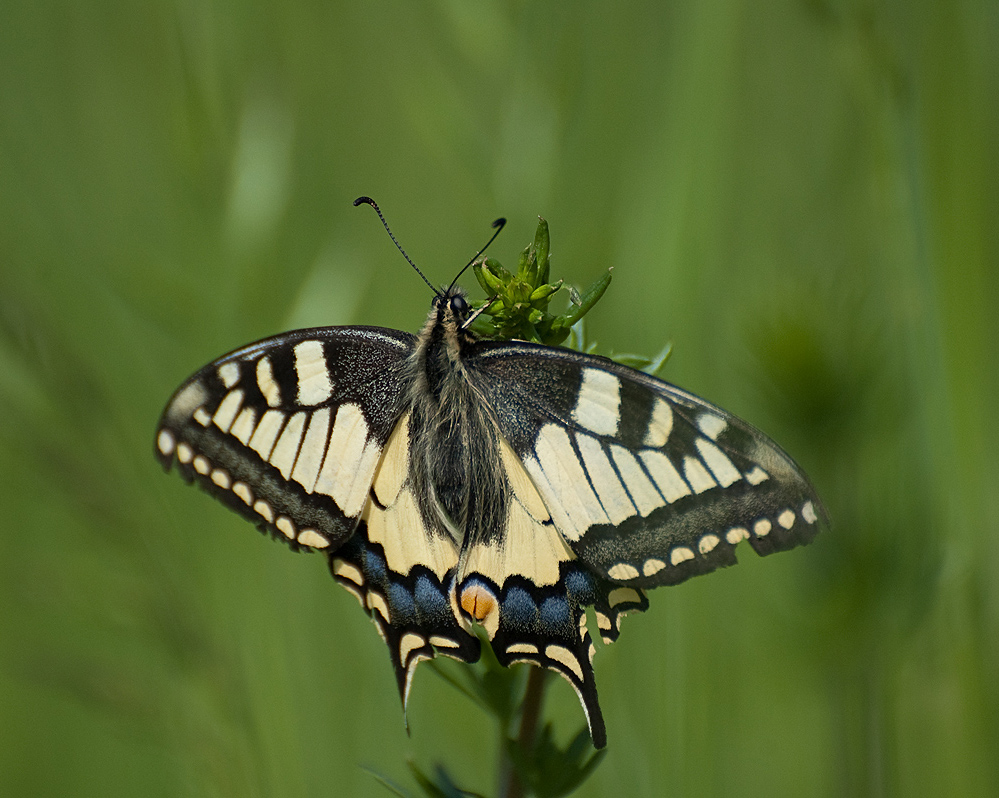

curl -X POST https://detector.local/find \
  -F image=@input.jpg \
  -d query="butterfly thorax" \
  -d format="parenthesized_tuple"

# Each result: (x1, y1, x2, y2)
(405, 292, 508, 549)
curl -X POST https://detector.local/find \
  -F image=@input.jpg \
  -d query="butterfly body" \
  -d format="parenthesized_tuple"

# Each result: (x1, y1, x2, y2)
(156, 284, 822, 748)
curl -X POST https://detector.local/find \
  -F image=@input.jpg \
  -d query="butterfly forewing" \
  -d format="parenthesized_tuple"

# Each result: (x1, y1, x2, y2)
(155, 326, 415, 551)
(466, 341, 823, 589)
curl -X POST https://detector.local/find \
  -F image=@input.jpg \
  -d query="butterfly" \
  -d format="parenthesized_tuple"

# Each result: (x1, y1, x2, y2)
(155, 199, 823, 748)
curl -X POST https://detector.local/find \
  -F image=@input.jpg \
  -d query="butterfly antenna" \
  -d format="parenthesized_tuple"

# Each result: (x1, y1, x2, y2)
(447, 216, 506, 294)
(354, 196, 438, 296)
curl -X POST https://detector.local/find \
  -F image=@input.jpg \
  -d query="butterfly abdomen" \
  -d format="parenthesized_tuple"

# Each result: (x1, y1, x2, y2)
(407, 304, 509, 546)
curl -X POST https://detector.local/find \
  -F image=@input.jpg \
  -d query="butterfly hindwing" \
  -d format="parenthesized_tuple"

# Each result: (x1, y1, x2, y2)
(449, 436, 637, 748)
(155, 326, 415, 551)
(466, 340, 823, 589)
(330, 414, 481, 709)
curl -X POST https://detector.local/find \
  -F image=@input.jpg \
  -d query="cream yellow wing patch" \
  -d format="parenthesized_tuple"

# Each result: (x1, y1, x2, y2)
(363, 413, 459, 582)
(363, 487, 459, 582)
(455, 438, 577, 639)
(459, 438, 576, 590)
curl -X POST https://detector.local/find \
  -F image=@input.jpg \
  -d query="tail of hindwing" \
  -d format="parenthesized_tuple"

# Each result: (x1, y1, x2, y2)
(328, 524, 481, 712)
(483, 563, 649, 750)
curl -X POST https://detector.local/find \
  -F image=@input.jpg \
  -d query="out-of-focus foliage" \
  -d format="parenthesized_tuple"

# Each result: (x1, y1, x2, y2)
(1, 1, 995, 796)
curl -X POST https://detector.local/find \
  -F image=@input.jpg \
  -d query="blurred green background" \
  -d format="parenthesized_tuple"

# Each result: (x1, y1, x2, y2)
(2, 1, 996, 795)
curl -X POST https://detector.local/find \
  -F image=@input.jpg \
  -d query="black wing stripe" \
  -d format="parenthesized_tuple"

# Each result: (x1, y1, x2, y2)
(576, 432, 636, 524)
(263, 343, 300, 408)
(638, 448, 692, 502)
(229, 404, 258, 444)
(607, 442, 662, 516)
(290, 406, 331, 489)
(694, 436, 742, 487)
(269, 411, 307, 479)
(682, 452, 716, 493)
(211, 388, 244, 433)
(247, 407, 286, 459)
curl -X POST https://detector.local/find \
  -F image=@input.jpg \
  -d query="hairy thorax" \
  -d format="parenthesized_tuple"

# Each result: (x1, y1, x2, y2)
(406, 302, 507, 548)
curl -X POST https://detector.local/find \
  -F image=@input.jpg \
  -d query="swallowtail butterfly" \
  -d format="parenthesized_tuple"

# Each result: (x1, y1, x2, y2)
(156, 202, 823, 748)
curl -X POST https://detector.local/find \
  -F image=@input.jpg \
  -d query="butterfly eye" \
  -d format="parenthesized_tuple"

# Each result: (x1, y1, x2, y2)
(450, 294, 469, 318)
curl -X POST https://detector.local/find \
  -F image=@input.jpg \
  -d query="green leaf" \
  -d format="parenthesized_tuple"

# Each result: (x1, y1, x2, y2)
(504, 725, 606, 798)
(428, 630, 525, 729)
(473, 258, 512, 296)
(407, 762, 486, 798)
(363, 766, 411, 796)
(530, 217, 550, 285)
(609, 343, 673, 375)
(468, 218, 611, 349)
(546, 269, 612, 343)
(529, 281, 562, 304)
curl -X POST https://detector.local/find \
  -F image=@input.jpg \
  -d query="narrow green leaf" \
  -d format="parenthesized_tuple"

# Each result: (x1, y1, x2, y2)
(529, 281, 562, 304)
(609, 343, 673, 374)
(504, 724, 606, 798)
(547, 270, 612, 342)
(473, 258, 509, 295)
(407, 762, 486, 798)
(532, 217, 550, 285)
(363, 766, 411, 797)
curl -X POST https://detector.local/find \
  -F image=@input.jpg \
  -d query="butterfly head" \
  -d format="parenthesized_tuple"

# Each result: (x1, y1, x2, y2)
(432, 289, 471, 324)
(425, 288, 482, 351)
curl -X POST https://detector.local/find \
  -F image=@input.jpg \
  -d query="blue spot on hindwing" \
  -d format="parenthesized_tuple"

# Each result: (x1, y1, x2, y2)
(539, 595, 571, 631)
(502, 585, 538, 630)
(388, 582, 416, 624)
(363, 546, 388, 585)
(414, 573, 450, 625)
(563, 566, 598, 604)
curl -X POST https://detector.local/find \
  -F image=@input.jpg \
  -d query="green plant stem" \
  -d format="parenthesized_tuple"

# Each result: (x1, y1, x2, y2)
(499, 667, 548, 798)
